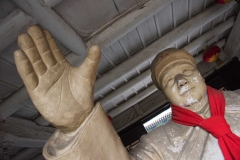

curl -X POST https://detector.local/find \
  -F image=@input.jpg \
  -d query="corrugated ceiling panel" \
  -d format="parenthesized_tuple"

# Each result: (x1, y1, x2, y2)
(137, 61, 151, 73)
(111, 77, 127, 89)
(112, 96, 124, 106)
(122, 89, 135, 100)
(124, 69, 139, 81)
(104, 102, 114, 111)
(96, 85, 113, 98)
(213, 12, 226, 26)
(176, 36, 188, 48)
(190, 0, 204, 17)
(113, 0, 137, 14)
(119, 29, 143, 56)
(97, 53, 113, 75)
(106, 76, 152, 110)
(173, 0, 189, 26)
(0, 41, 18, 64)
(189, 29, 201, 42)
(218, 28, 232, 40)
(0, 0, 16, 20)
(227, 4, 239, 17)
(103, 41, 128, 65)
(154, 3, 173, 36)
(201, 20, 213, 34)
(0, 82, 16, 100)
(53, 0, 119, 38)
(0, 59, 23, 87)
(136, 16, 158, 46)
(207, 37, 218, 46)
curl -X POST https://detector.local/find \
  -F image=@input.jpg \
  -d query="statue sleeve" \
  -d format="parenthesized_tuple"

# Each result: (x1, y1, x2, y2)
(224, 89, 240, 111)
(42, 103, 130, 160)
(129, 135, 164, 160)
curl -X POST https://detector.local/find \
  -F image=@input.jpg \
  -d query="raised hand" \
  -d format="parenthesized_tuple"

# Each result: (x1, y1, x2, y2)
(14, 25, 101, 132)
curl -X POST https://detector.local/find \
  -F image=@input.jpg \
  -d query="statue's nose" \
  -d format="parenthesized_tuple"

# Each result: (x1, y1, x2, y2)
(175, 75, 188, 88)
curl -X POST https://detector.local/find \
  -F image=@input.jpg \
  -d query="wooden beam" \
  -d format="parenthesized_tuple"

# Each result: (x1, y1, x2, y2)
(224, 11, 240, 57)
(0, 9, 36, 52)
(12, 0, 87, 57)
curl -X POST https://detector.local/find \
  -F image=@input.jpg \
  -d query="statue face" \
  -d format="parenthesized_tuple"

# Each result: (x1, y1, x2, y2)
(158, 60, 207, 112)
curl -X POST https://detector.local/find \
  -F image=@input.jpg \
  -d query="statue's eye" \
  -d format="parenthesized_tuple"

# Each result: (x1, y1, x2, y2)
(183, 69, 187, 73)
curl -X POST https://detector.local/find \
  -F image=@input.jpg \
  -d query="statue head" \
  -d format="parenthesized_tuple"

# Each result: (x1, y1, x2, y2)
(151, 48, 208, 112)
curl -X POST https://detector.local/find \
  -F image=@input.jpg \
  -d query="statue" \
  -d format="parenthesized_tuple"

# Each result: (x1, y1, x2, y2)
(14, 25, 240, 160)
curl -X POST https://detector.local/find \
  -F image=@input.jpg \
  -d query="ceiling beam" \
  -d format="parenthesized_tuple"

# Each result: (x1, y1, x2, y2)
(0, 9, 36, 52)
(0, 87, 28, 120)
(93, 2, 235, 99)
(224, 11, 240, 57)
(12, 0, 87, 57)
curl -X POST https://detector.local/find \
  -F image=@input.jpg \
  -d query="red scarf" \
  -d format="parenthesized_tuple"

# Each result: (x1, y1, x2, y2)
(172, 86, 240, 160)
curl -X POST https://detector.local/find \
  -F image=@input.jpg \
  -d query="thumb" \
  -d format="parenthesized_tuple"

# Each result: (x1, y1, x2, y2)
(78, 45, 101, 81)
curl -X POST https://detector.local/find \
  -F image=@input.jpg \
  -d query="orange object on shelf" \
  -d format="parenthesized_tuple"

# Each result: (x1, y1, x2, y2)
(203, 45, 221, 62)
(203, 45, 222, 65)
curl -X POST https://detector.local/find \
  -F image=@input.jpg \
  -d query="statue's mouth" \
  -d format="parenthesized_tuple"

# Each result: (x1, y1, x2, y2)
(180, 87, 194, 96)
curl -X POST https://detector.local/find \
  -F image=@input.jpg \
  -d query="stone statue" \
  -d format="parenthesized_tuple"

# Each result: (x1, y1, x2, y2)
(14, 25, 240, 160)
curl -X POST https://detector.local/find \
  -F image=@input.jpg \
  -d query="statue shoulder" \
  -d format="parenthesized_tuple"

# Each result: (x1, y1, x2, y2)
(223, 90, 240, 110)
(130, 121, 192, 160)
(141, 121, 190, 146)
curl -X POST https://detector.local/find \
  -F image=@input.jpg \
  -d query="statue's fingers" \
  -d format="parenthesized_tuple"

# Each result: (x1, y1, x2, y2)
(79, 45, 101, 81)
(18, 33, 47, 76)
(27, 25, 57, 68)
(14, 50, 38, 90)
(43, 30, 65, 62)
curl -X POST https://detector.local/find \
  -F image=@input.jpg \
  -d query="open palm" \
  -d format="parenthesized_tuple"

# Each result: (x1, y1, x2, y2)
(14, 25, 101, 132)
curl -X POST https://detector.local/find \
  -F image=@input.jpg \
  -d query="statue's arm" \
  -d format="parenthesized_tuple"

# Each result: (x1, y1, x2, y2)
(129, 135, 165, 160)
(14, 25, 130, 160)
(224, 89, 240, 111)
(43, 103, 131, 159)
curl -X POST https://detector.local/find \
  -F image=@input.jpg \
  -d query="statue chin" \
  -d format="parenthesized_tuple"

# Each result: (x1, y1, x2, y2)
(183, 94, 208, 113)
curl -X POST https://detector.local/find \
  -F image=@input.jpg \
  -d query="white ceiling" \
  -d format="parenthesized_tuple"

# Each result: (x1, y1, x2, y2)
(0, 0, 239, 159)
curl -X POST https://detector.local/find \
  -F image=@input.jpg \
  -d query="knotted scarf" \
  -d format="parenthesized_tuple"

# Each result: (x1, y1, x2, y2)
(172, 86, 240, 160)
